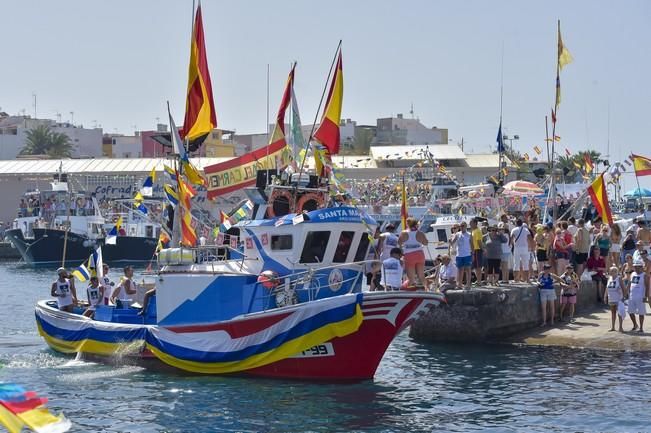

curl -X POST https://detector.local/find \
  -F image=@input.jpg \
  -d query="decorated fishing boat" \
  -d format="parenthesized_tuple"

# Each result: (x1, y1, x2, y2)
(35, 177, 444, 379)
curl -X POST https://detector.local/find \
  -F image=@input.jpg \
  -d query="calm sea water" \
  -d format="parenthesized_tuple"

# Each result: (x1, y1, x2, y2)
(1, 262, 651, 432)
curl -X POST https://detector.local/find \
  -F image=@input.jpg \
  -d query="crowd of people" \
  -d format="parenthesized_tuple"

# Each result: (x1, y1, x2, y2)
(366, 212, 651, 331)
(348, 180, 435, 207)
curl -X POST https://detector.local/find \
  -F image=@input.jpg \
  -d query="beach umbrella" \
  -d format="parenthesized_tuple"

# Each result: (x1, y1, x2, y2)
(623, 187, 651, 198)
(503, 180, 544, 195)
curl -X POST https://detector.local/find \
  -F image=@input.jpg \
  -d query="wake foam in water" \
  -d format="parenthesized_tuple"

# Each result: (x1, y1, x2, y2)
(56, 365, 145, 383)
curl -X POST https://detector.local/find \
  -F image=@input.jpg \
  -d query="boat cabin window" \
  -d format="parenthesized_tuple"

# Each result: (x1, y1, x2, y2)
(436, 229, 448, 243)
(271, 234, 293, 250)
(353, 232, 371, 262)
(333, 231, 355, 263)
(300, 231, 330, 263)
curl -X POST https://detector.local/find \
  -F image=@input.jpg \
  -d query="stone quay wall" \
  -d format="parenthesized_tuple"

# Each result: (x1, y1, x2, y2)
(410, 282, 599, 343)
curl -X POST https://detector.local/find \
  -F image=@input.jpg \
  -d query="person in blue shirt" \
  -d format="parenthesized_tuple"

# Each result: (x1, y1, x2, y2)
(538, 263, 562, 327)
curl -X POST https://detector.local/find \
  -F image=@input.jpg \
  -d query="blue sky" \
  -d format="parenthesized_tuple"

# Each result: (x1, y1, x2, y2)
(2, 0, 650, 187)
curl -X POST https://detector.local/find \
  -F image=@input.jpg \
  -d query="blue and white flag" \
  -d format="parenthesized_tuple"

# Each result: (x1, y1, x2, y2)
(141, 167, 156, 197)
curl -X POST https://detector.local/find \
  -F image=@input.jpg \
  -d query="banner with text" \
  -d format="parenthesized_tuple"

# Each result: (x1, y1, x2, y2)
(204, 141, 292, 198)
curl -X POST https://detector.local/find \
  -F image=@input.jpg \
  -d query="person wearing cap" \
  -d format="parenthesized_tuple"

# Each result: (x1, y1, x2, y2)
(436, 255, 457, 292)
(379, 247, 404, 291)
(50, 267, 77, 313)
(628, 259, 649, 333)
(633, 240, 646, 263)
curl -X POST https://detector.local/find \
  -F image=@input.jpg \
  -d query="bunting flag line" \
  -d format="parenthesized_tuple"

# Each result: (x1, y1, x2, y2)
(632, 154, 651, 177)
(523, 153, 530, 161)
(180, 207, 197, 247)
(565, 148, 572, 157)
(178, 177, 197, 209)
(587, 173, 613, 225)
(181, 157, 206, 187)
(313, 49, 344, 156)
(180, 3, 217, 152)
(141, 167, 156, 196)
(105, 216, 123, 245)
(156, 230, 171, 253)
(573, 160, 582, 170)
(534, 146, 542, 155)
(554, 135, 561, 141)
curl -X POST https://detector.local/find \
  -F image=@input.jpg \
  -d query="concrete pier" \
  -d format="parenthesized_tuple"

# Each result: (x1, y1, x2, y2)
(503, 308, 651, 351)
(410, 281, 599, 342)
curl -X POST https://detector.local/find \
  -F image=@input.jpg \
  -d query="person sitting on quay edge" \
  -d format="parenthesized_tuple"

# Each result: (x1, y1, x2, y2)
(436, 254, 457, 292)
(379, 247, 404, 291)
(51, 267, 77, 313)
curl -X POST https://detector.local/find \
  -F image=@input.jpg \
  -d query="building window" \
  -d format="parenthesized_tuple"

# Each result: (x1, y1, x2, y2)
(271, 235, 292, 250)
(300, 231, 330, 264)
(333, 231, 355, 263)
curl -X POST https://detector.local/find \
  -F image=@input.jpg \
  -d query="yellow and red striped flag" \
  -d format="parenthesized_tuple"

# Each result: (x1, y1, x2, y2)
(584, 153, 594, 173)
(523, 153, 530, 161)
(632, 154, 651, 177)
(180, 4, 217, 152)
(587, 173, 613, 225)
(533, 146, 542, 155)
(314, 49, 343, 156)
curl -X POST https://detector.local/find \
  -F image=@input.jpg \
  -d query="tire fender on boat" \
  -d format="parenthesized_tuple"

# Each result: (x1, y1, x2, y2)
(267, 189, 294, 218)
(296, 192, 324, 214)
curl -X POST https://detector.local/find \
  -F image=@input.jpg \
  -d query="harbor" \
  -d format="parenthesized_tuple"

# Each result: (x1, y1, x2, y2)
(2, 0, 651, 432)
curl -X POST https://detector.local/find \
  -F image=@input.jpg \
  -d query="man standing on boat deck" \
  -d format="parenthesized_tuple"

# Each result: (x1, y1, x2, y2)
(111, 265, 137, 306)
(101, 263, 114, 305)
(378, 224, 399, 262)
(51, 267, 77, 313)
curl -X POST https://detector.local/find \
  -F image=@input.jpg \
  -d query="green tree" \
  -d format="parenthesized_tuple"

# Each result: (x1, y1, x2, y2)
(20, 125, 74, 157)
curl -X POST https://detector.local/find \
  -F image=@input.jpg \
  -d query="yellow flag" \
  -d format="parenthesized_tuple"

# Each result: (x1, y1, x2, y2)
(558, 21, 573, 70)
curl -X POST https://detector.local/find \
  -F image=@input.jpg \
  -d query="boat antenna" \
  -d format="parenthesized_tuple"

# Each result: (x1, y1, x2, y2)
(498, 41, 504, 184)
(295, 40, 342, 185)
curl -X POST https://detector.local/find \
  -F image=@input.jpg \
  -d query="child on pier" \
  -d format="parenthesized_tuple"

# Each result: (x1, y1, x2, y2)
(605, 266, 625, 332)
(559, 265, 579, 322)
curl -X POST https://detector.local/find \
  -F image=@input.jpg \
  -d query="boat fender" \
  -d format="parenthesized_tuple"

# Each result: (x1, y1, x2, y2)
(257, 270, 279, 289)
(267, 189, 294, 218)
(296, 192, 324, 214)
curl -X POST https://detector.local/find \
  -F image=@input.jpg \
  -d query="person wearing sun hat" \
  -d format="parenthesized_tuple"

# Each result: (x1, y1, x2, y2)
(50, 267, 77, 313)
(628, 259, 649, 333)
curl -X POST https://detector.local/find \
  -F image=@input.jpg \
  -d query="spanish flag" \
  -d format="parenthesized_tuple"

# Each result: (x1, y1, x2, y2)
(632, 154, 651, 177)
(587, 173, 613, 225)
(180, 3, 217, 152)
(314, 49, 343, 156)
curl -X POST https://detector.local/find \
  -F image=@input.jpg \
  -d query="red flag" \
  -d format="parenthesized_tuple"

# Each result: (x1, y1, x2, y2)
(587, 174, 613, 225)
(551, 108, 556, 124)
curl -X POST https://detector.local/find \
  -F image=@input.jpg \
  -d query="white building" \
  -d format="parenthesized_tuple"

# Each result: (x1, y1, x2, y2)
(373, 114, 448, 146)
(0, 115, 102, 159)
(108, 134, 142, 158)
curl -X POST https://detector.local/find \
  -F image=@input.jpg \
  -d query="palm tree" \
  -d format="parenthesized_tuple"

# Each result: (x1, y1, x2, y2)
(20, 125, 74, 157)
(47, 130, 74, 158)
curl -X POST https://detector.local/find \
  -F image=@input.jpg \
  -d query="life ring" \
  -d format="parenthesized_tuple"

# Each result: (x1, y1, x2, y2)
(296, 192, 325, 213)
(257, 270, 279, 289)
(267, 189, 294, 218)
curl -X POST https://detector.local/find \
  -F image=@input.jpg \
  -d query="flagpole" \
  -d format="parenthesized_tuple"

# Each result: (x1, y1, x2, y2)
(550, 20, 562, 222)
(295, 40, 342, 182)
(544, 115, 550, 169)
(498, 42, 504, 184)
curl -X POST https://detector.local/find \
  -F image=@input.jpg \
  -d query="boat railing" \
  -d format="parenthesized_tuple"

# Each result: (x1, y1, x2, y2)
(246, 260, 367, 313)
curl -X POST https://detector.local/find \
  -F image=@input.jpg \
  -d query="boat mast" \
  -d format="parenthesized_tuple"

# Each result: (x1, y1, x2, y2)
(498, 42, 505, 185)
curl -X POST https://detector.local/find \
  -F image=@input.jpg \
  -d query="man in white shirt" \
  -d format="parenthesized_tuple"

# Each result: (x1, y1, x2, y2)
(510, 219, 533, 282)
(437, 255, 457, 292)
